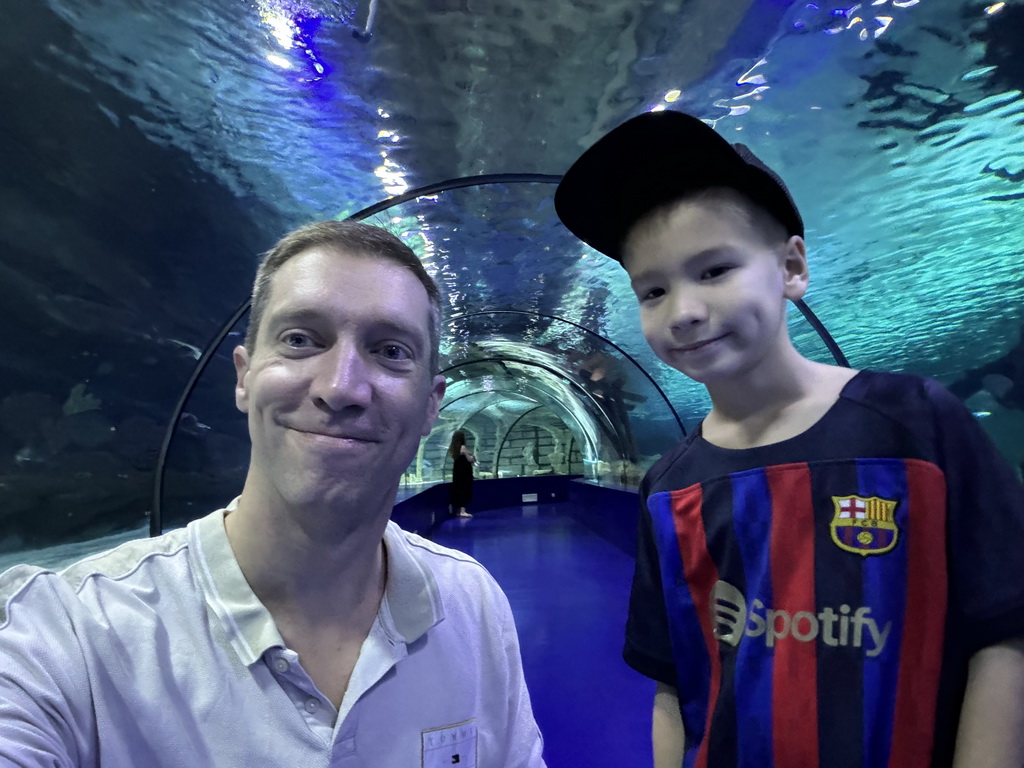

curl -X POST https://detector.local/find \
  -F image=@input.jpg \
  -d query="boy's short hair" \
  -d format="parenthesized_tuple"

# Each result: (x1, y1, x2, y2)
(245, 220, 442, 374)
(554, 110, 803, 263)
(629, 186, 790, 257)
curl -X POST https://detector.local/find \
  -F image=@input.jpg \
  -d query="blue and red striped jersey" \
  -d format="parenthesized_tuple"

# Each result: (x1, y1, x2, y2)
(625, 371, 1024, 768)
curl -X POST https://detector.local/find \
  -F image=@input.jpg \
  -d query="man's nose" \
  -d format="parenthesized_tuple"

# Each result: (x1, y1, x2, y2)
(311, 342, 373, 411)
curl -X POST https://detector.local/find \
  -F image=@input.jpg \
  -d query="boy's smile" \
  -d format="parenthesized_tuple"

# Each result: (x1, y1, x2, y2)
(624, 193, 808, 386)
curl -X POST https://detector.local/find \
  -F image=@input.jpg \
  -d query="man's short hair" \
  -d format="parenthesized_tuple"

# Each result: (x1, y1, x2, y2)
(245, 220, 442, 374)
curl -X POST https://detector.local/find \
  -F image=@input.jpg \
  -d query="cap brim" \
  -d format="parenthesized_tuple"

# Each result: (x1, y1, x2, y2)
(554, 110, 800, 262)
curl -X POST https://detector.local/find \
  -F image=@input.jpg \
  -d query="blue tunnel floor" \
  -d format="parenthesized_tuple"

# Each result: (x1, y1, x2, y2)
(430, 502, 655, 768)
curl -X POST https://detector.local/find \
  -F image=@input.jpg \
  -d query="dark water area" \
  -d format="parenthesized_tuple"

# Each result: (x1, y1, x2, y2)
(1, 0, 1022, 562)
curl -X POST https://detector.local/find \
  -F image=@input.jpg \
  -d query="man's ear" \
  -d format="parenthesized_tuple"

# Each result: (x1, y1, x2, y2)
(421, 374, 447, 437)
(233, 345, 251, 414)
(781, 235, 809, 301)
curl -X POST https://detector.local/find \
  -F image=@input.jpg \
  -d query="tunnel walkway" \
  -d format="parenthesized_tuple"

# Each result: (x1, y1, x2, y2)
(431, 503, 654, 768)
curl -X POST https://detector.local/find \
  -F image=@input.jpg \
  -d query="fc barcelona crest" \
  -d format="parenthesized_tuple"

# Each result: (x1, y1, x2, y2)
(830, 495, 899, 556)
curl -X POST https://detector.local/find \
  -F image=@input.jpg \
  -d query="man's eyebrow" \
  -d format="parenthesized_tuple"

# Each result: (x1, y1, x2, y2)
(373, 318, 428, 351)
(263, 308, 325, 332)
(266, 308, 428, 351)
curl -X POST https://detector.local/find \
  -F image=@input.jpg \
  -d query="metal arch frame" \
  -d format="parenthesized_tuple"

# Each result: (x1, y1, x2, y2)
(151, 171, 849, 536)
(433, 389, 540, 477)
(493, 406, 545, 473)
(439, 356, 616, 462)
(347, 173, 562, 221)
(436, 388, 539, 416)
(446, 308, 688, 436)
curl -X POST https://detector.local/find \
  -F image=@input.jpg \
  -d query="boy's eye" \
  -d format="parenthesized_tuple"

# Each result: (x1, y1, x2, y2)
(700, 265, 733, 281)
(639, 287, 665, 302)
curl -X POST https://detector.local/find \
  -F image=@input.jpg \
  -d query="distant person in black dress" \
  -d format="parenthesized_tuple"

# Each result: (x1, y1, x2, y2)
(449, 430, 476, 518)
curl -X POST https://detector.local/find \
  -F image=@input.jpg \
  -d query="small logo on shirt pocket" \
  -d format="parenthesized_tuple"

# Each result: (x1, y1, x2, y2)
(421, 719, 477, 768)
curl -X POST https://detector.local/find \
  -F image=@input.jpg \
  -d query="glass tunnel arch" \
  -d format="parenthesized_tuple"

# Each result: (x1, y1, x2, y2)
(152, 173, 849, 535)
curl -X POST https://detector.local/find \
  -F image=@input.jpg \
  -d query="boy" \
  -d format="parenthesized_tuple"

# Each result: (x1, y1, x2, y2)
(554, 110, 1024, 768)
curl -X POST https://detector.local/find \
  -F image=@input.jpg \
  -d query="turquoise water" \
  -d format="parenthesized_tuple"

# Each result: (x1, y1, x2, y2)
(1, 0, 1021, 560)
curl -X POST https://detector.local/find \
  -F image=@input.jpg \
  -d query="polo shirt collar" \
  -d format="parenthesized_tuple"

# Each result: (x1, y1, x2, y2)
(188, 502, 444, 667)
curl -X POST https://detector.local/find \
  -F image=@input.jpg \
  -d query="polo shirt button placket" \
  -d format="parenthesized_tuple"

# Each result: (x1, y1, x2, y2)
(304, 697, 320, 714)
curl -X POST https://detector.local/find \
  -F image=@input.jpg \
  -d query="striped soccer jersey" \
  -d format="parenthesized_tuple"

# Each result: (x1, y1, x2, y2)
(625, 371, 1024, 768)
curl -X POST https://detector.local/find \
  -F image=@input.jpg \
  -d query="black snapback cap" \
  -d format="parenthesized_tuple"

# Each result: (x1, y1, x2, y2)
(554, 110, 804, 263)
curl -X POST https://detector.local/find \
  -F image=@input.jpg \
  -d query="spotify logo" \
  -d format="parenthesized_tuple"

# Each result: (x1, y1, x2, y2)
(710, 580, 892, 657)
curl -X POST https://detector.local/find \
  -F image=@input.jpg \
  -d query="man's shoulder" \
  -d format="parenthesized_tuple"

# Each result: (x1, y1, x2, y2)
(384, 523, 512, 624)
(389, 524, 488, 574)
(0, 527, 192, 624)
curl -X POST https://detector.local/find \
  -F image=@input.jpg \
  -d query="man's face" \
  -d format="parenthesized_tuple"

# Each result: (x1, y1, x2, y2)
(624, 198, 807, 385)
(233, 247, 445, 512)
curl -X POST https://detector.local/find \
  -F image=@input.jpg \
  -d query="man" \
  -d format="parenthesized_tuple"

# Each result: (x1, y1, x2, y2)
(0, 220, 546, 767)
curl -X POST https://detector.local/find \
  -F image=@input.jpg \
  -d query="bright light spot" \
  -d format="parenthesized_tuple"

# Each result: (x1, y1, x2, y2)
(874, 16, 893, 37)
(893, 0, 919, 6)
(737, 59, 768, 85)
(377, 130, 395, 139)
(847, 15, 863, 29)
(377, 108, 390, 118)
(985, 2, 1005, 14)
(735, 86, 770, 99)
(962, 65, 997, 81)
(650, 104, 667, 112)
(664, 89, 682, 103)
(811, 105, 823, 110)
(375, 157, 410, 196)
(859, 27, 869, 40)
(872, 0, 888, 5)
(260, 10, 297, 48)
(729, 105, 751, 116)
(266, 53, 293, 69)
(313, 62, 324, 74)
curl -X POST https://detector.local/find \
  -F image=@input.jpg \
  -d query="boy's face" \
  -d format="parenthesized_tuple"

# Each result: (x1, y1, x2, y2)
(623, 196, 808, 385)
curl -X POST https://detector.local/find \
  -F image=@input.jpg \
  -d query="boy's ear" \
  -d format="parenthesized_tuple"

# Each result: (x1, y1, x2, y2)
(781, 235, 810, 301)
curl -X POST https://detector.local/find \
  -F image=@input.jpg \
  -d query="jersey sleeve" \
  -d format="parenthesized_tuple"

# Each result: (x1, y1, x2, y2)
(927, 379, 1024, 652)
(623, 492, 677, 687)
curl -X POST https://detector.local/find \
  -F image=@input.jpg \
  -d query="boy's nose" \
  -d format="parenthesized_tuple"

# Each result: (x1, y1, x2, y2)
(667, 290, 709, 330)
(311, 342, 373, 412)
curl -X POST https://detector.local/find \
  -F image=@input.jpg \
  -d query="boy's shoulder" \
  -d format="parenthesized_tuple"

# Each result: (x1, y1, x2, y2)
(641, 369, 967, 496)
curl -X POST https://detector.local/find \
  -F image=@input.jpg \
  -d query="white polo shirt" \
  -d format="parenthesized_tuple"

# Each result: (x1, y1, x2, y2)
(0, 505, 545, 767)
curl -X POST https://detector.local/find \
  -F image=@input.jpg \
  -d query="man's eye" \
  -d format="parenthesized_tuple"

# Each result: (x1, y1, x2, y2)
(378, 344, 411, 361)
(283, 332, 313, 347)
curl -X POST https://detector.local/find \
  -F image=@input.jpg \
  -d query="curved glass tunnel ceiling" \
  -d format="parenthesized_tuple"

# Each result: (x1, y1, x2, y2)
(2, 0, 1024, 560)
